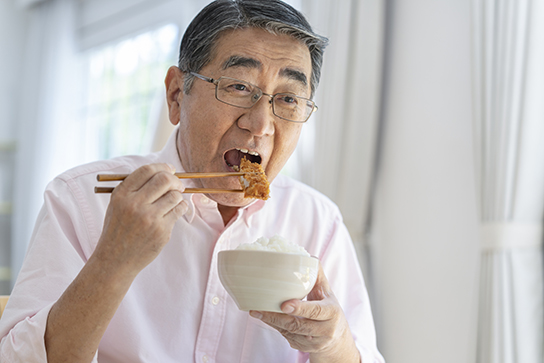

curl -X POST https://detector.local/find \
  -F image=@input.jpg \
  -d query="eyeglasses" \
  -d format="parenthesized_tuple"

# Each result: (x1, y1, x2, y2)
(190, 72, 317, 123)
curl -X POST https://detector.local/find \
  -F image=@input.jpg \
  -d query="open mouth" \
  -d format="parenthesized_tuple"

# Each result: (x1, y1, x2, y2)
(224, 148, 262, 169)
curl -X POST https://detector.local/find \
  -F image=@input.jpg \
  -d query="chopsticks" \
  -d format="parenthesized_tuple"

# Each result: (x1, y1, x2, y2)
(96, 172, 246, 181)
(94, 187, 244, 194)
(95, 172, 247, 194)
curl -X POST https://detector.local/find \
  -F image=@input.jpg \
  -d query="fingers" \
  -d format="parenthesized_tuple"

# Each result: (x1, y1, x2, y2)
(96, 163, 188, 274)
(164, 197, 189, 223)
(248, 264, 351, 354)
(141, 170, 185, 205)
(254, 310, 327, 336)
(122, 164, 184, 202)
(275, 328, 329, 353)
(153, 189, 185, 217)
(250, 308, 341, 353)
(113, 163, 187, 216)
(250, 288, 339, 337)
(118, 163, 175, 193)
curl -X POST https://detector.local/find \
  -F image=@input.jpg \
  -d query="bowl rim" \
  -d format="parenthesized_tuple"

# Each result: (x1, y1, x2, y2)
(218, 249, 318, 260)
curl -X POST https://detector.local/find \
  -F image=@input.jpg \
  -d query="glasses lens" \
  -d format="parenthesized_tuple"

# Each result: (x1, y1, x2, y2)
(216, 77, 260, 108)
(273, 94, 314, 122)
(214, 77, 314, 122)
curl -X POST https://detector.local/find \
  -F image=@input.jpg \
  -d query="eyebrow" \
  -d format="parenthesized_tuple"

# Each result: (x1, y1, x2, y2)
(279, 68, 308, 87)
(222, 55, 309, 88)
(222, 55, 261, 70)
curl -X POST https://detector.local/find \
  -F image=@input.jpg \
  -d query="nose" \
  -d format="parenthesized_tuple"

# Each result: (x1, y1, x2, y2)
(236, 96, 275, 137)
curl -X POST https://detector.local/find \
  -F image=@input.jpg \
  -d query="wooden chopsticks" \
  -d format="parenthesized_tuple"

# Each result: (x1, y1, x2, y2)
(94, 172, 246, 194)
(96, 172, 246, 182)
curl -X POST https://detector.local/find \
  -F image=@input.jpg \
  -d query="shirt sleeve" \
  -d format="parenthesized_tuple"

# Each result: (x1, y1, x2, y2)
(320, 214, 385, 363)
(0, 178, 99, 363)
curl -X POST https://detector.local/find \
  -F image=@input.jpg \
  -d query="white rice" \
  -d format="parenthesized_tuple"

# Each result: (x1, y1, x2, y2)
(235, 235, 310, 256)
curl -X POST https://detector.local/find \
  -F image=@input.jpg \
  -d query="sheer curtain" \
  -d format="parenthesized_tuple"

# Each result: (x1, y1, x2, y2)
(9, 0, 200, 286)
(472, 0, 544, 362)
(300, 0, 385, 279)
(12, 0, 79, 284)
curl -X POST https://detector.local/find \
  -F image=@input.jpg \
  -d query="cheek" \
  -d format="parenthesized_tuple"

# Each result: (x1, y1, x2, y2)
(279, 124, 302, 155)
(267, 125, 303, 176)
(177, 101, 216, 169)
(180, 98, 225, 144)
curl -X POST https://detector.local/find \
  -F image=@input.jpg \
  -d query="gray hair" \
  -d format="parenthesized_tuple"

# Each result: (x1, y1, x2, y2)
(178, 0, 328, 98)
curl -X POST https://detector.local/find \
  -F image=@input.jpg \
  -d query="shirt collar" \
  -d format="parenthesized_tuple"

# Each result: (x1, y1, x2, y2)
(242, 199, 266, 227)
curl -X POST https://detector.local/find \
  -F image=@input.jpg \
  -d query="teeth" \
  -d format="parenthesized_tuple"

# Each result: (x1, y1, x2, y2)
(236, 148, 259, 156)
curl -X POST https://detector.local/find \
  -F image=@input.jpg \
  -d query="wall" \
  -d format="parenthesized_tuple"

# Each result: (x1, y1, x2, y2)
(372, 0, 480, 362)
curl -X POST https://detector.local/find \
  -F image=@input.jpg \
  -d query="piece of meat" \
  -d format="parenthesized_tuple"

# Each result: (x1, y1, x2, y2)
(238, 158, 270, 200)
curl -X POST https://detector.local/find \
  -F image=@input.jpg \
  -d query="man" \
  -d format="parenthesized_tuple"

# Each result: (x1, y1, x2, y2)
(0, 1, 384, 362)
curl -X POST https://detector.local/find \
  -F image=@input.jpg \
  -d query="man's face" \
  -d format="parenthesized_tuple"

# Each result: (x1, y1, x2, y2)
(167, 27, 313, 207)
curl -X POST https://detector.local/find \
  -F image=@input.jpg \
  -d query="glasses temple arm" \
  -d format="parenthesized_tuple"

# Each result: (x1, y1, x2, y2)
(190, 72, 215, 84)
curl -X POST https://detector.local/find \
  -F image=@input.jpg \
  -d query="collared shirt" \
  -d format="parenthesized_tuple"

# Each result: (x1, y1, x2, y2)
(0, 131, 384, 363)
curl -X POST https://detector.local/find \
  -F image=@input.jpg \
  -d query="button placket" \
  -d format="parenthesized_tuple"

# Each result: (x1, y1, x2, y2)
(194, 229, 231, 362)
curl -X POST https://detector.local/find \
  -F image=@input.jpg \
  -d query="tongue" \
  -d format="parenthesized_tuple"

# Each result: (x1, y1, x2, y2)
(225, 149, 261, 167)
(225, 149, 244, 167)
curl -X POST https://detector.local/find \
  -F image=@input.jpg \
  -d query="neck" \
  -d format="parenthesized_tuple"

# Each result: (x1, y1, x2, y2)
(218, 204, 240, 226)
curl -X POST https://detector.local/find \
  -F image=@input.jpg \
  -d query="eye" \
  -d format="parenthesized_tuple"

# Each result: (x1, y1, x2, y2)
(233, 84, 247, 91)
(276, 94, 299, 106)
(223, 82, 253, 94)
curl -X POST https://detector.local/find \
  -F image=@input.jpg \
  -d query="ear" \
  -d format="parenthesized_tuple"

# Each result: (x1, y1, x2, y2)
(165, 66, 184, 126)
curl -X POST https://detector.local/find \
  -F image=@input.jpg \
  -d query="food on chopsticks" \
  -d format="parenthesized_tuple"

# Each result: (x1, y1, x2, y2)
(235, 158, 270, 200)
(95, 160, 270, 198)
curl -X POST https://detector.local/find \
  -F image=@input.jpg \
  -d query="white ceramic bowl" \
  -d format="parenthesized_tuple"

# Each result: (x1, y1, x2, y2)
(218, 250, 319, 313)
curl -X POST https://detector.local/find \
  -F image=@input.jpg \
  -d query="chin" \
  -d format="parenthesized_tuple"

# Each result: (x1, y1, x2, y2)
(207, 193, 254, 208)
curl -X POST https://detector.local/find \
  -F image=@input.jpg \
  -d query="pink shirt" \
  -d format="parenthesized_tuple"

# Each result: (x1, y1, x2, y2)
(0, 131, 384, 363)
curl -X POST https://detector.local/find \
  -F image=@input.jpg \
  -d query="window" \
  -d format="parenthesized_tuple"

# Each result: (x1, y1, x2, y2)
(77, 24, 179, 161)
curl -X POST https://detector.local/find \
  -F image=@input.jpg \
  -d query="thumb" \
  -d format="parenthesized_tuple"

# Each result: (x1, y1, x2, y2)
(307, 262, 332, 301)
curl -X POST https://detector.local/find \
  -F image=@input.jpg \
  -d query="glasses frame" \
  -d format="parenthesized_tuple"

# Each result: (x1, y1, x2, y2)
(189, 71, 317, 123)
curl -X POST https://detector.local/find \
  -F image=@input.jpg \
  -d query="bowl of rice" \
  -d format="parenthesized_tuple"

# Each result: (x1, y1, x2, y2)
(218, 235, 319, 313)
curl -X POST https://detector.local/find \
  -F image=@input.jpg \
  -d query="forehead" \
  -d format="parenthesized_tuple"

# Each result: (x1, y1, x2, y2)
(207, 27, 312, 86)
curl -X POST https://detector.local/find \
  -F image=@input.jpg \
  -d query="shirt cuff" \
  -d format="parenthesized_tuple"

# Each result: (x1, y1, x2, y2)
(1, 302, 54, 362)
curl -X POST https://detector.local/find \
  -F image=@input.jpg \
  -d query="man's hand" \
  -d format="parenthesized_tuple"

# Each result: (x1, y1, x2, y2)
(46, 163, 188, 363)
(250, 264, 361, 363)
(94, 163, 188, 277)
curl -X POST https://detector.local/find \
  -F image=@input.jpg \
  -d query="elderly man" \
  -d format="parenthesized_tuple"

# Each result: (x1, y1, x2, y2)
(0, 1, 384, 362)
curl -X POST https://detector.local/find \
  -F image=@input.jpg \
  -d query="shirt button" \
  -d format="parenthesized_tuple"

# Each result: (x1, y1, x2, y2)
(212, 296, 220, 305)
(202, 355, 209, 363)
(201, 196, 209, 204)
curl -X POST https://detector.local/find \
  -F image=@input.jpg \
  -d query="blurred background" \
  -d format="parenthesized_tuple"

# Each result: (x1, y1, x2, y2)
(0, 0, 543, 362)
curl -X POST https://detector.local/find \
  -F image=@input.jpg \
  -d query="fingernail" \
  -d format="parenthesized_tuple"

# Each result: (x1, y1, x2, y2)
(167, 163, 176, 173)
(249, 311, 263, 320)
(282, 304, 295, 314)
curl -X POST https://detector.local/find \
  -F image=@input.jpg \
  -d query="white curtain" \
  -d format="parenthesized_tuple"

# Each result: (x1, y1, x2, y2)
(12, 0, 79, 284)
(472, 0, 544, 361)
(9, 0, 197, 286)
(300, 0, 385, 281)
